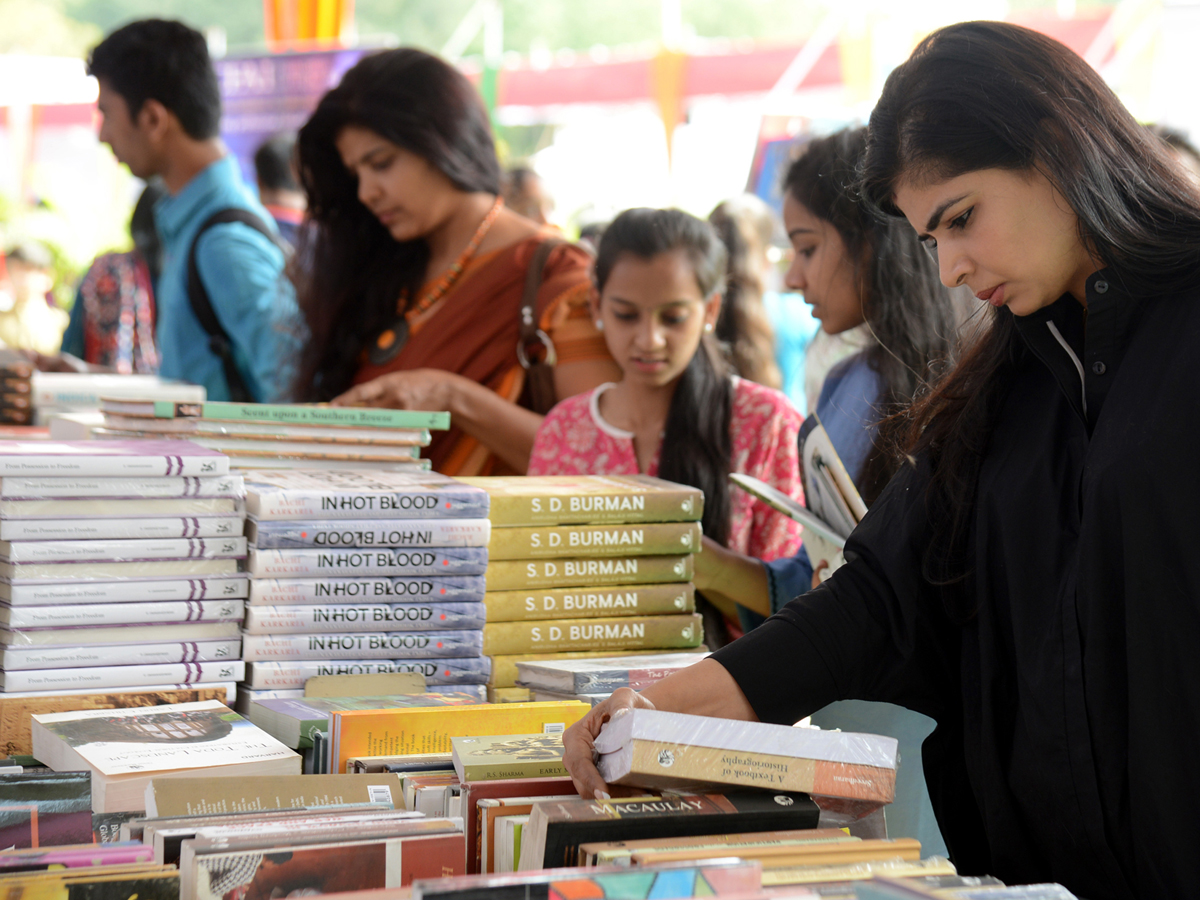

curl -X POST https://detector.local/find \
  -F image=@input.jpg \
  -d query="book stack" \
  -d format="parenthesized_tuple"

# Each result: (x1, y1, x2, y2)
(0, 441, 250, 702)
(457, 476, 707, 702)
(239, 471, 494, 708)
(88, 400, 449, 472)
(33, 373, 206, 425)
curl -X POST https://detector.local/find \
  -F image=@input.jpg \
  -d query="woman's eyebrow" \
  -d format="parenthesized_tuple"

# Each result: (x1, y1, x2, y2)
(925, 194, 969, 233)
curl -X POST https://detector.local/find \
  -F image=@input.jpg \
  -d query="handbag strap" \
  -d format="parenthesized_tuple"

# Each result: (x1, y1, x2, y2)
(516, 238, 563, 370)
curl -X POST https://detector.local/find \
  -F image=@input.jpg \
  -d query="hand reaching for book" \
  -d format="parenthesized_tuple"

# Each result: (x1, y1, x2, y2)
(332, 368, 458, 411)
(562, 687, 658, 800)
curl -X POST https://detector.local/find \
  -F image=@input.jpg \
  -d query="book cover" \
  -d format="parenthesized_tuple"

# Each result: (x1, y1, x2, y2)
(0, 474, 243, 499)
(515, 652, 711, 693)
(594, 709, 897, 808)
(243, 602, 486, 635)
(457, 475, 703, 526)
(0, 537, 246, 564)
(488, 648, 707, 690)
(0, 771, 92, 848)
(248, 518, 491, 550)
(0, 515, 245, 542)
(0, 497, 241, 519)
(518, 791, 821, 871)
(102, 412, 431, 444)
(104, 399, 450, 431)
(487, 522, 702, 560)
(760, 856, 957, 887)
(576, 826, 855, 866)
(0, 558, 239, 583)
(0, 599, 245, 631)
(247, 548, 488, 578)
(484, 583, 694, 623)
(0, 842, 158, 871)
(0, 660, 245, 694)
(0, 621, 242, 648)
(251, 693, 485, 749)
(96, 430, 422, 458)
(0, 576, 248, 607)
(485, 555, 694, 592)
(248, 575, 487, 606)
(32, 370, 204, 406)
(241, 630, 484, 662)
(330, 702, 589, 775)
(482, 614, 704, 656)
(450, 733, 567, 782)
(0, 685, 234, 757)
(629, 837, 920, 869)
(0, 440, 227, 477)
(244, 471, 489, 521)
(470, 783, 577, 874)
(244, 657, 491, 690)
(0, 638, 241, 671)
(144, 772, 405, 817)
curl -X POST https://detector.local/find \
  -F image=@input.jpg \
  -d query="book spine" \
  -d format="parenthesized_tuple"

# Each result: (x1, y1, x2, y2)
(0, 659, 245, 692)
(1, 536, 247, 563)
(241, 630, 484, 661)
(244, 658, 491, 690)
(486, 522, 701, 560)
(0, 497, 241, 518)
(488, 649, 694, 689)
(482, 614, 704, 656)
(0, 558, 239, 582)
(484, 555, 694, 592)
(461, 760, 570, 782)
(247, 548, 489, 578)
(246, 489, 489, 521)
(0, 454, 228, 478)
(249, 518, 492, 549)
(0, 638, 242, 671)
(3, 621, 242, 647)
(0, 475, 244, 498)
(158, 400, 451, 430)
(483, 583, 694, 622)
(480, 487, 704, 526)
(243, 602, 486, 635)
(2, 599, 245, 629)
(248, 576, 488, 606)
(569, 663, 704, 693)
(0, 516, 245, 542)
(0, 576, 249, 606)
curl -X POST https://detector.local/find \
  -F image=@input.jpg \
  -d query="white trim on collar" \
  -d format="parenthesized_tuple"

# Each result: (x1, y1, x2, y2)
(589, 383, 635, 440)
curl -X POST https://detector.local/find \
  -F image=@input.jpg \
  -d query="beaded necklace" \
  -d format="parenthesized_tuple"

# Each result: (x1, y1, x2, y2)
(368, 196, 505, 366)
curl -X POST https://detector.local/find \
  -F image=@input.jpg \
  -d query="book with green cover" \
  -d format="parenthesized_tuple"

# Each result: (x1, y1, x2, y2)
(487, 522, 702, 560)
(484, 583, 695, 622)
(458, 476, 703, 526)
(450, 733, 567, 782)
(482, 613, 704, 656)
(100, 399, 450, 431)
(485, 555, 694, 592)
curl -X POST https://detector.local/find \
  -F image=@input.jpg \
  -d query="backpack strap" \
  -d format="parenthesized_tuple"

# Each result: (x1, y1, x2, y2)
(186, 208, 285, 403)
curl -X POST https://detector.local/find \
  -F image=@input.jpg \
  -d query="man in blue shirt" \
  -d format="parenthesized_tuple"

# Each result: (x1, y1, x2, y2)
(87, 19, 300, 402)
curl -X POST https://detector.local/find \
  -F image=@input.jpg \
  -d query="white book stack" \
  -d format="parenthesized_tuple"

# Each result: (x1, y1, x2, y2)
(0, 440, 249, 697)
(238, 470, 496, 706)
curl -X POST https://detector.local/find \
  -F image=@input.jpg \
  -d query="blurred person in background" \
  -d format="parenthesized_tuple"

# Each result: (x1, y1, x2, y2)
(254, 133, 306, 249)
(0, 241, 68, 356)
(501, 165, 555, 227)
(296, 48, 618, 475)
(1148, 123, 1200, 187)
(88, 19, 299, 402)
(708, 194, 783, 390)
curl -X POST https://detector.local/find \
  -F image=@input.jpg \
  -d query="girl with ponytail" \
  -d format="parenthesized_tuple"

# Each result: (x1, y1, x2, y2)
(527, 208, 804, 645)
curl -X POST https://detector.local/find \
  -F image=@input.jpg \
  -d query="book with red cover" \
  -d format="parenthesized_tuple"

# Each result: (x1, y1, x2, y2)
(459, 776, 575, 874)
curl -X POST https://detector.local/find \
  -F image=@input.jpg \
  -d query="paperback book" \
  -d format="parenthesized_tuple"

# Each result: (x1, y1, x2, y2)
(482, 613, 704, 656)
(516, 651, 711, 694)
(450, 733, 567, 782)
(247, 518, 491, 549)
(243, 601, 487, 634)
(457, 475, 703, 526)
(244, 470, 489, 520)
(101, 412, 430, 444)
(250, 693, 485, 748)
(99, 399, 450, 430)
(0, 536, 246, 563)
(486, 522, 702, 560)
(0, 515, 244, 542)
(0, 440, 228, 477)
(248, 575, 487, 606)
(484, 583, 695, 622)
(0, 474, 243, 499)
(0, 557, 240, 583)
(143, 772, 406, 817)
(244, 657, 490, 690)
(0, 496, 242, 519)
(0, 599, 245, 630)
(240, 630, 484, 661)
(246, 547, 489, 578)
(0, 660, 245, 693)
(0, 638, 241, 671)
(488, 648, 706, 690)
(0, 621, 242, 647)
(485, 555, 694, 592)
(0, 576, 249, 606)
(0, 771, 92, 848)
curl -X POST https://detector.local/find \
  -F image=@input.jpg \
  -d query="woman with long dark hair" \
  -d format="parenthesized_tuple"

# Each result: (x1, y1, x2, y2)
(563, 22, 1200, 897)
(527, 208, 804, 646)
(295, 49, 618, 474)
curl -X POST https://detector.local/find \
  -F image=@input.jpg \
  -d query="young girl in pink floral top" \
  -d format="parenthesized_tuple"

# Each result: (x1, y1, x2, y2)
(528, 208, 803, 643)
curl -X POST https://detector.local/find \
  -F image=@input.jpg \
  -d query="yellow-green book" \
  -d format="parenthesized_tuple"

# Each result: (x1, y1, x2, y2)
(487, 522, 701, 560)
(482, 613, 704, 656)
(485, 555, 693, 592)
(484, 583, 695, 622)
(450, 732, 568, 782)
(458, 475, 703, 526)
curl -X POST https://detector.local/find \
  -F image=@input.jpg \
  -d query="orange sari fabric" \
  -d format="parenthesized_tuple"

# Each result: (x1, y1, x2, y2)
(353, 235, 608, 475)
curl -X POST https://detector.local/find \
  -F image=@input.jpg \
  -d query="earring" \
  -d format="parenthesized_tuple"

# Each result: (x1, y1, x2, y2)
(595, 320, 605, 331)
(704, 323, 713, 333)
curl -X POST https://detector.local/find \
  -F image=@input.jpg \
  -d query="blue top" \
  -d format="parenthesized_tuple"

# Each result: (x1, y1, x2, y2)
(762, 290, 821, 413)
(154, 156, 300, 401)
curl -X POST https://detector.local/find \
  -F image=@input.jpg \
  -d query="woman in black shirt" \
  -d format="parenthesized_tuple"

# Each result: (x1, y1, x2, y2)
(563, 21, 1200, 900)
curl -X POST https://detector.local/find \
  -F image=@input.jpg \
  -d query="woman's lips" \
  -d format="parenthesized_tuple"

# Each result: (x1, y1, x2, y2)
(976, 284, 1006, 307)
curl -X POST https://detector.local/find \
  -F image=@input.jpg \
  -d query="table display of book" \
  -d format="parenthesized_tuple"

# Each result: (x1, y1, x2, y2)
(237, 470, 493, 709)
(0, 440, 249, 701)
(515, 651, 711, 704)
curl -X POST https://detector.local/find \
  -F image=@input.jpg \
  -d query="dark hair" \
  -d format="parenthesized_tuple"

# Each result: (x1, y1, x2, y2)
(294, 48, 501, 400)
(861, 20, 1200, 599)
(785, 127, 957, 504)
(255, 133, 301, 193)
(707, 197, 783, 391)
(130, 181, 166, 283)
(87, 19, 220, 141)
(594, 208, 732, 546)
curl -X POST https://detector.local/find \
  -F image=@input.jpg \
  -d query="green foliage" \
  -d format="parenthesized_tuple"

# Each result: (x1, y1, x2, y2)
(64, 0, 263, 49)
(0, 0, 100, 56)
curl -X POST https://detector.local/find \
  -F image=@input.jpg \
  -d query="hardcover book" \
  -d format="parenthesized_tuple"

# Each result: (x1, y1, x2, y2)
(515, 652, 711, 693)
(0, 576, 249, 607)
(243, 602, 486, 635)
(0, 496, 241, 519)
(0, 660, 245, 693)
(0, 771, 92, 848)
(240, 630, 484, 662)
(0, 474, 243, 499)
(0, 440, 227, 477)
(248, 575, 487, 606)
(250, 693, 485, 749)
(1, 621, 242, 648)
(0, 536, 246, 563)
(0, 638, 241, 671)
(0, 515, 244, 542)
(99, 399, 450, 431)
(457, 475, 703, 526)
(0, 599, 245, 631)
(482, 613, 704, 656)
(247, 518, 491, 549)
(0, 558, 240, 583)
(246, 547, 488, 578)
(485, 555, 694, 592)
(30, 700, 301, 812)
(244, 470, 489, 521)
(485, 583, 695, 623)
(244, 657, 491, 690)
(450, 733, 567, 783)
(486, 522, 702, 560)
(101, 412, 430, 444)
